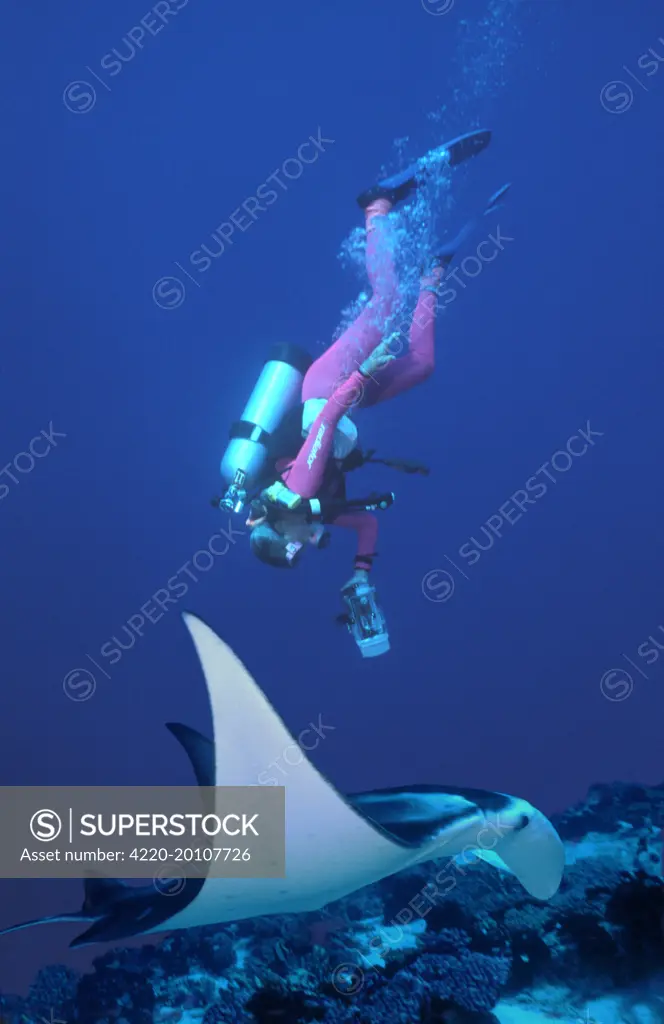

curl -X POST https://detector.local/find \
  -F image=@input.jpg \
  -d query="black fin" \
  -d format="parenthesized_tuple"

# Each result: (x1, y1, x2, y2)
(71, 875, 208, 948)
(166, 722, 215, 788)
(82, 877, 129, 913)
(69, 916, 122, 948)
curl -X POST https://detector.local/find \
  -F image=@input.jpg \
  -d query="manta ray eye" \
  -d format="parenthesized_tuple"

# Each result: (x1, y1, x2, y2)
(517, 814, 530, 830)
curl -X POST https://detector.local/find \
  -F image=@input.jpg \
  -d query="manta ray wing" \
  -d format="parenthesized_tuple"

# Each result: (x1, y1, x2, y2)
(160, 616, 563, 931)
(157, 614, 425, 931)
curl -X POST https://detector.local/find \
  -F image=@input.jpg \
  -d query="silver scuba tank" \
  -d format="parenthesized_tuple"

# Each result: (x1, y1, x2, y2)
(219, 343, 312, 514)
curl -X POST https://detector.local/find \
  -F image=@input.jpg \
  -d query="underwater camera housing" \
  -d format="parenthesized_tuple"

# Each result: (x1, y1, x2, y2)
(339, 579, 390, 658)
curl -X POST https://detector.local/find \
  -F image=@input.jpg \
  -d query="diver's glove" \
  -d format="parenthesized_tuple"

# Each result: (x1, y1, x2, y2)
(359, 338, 396, 377)
(262, 481, 303, 510)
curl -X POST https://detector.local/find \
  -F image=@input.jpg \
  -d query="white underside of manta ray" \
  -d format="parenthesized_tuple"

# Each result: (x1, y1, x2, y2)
(0, 613, 565, 947)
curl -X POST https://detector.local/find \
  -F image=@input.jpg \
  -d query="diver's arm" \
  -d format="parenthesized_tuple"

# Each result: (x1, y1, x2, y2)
(281, 370, 366, 500)
(330, 511, 378, 573)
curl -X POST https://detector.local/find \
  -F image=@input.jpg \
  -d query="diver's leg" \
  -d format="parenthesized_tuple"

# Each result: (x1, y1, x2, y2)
(369, 183, 512, 405)
(360, 266, 444, 406)
(301, 200, 399, 402)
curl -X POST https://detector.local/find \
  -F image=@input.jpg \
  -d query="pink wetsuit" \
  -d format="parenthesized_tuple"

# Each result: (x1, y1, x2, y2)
(282, 202, 440, 572)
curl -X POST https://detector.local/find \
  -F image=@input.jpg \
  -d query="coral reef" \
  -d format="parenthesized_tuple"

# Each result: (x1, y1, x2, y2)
(2, 781, 664, 1023)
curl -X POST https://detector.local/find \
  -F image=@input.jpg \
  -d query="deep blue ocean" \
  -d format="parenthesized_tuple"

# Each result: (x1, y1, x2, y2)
(2, 1, 664, 1019)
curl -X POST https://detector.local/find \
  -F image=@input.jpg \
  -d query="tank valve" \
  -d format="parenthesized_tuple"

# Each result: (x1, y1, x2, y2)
(219, 472, 247, 514)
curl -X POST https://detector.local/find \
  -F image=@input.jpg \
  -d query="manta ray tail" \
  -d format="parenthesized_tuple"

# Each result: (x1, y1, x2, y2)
(0, 912, 92, 938)
(0, 876, 130, 942)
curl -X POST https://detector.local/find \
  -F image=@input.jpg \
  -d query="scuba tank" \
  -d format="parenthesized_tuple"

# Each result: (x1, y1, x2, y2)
(339, 579, 390, 658)
(219, 344, 312, 514)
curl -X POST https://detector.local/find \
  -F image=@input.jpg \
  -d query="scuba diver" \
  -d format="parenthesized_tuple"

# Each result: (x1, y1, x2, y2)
(212, 130, 510, 656)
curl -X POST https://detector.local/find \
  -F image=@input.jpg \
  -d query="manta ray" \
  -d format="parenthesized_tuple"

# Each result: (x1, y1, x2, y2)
(0, 614, 564, 947)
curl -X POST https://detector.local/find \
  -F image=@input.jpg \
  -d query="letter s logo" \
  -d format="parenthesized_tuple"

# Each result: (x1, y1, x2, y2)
(30, 809, 63, 842)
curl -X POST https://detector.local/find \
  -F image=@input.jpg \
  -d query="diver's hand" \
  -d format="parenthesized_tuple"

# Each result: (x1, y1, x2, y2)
(263, 481, 302, 510)
(359, 338, 396, 377)
(342, 568, 370, 591)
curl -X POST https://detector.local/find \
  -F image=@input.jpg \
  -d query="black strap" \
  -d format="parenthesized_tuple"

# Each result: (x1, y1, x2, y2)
(228, 420, 270, 445)
(340, 449, 429, 476)
(354, 553, 377, 569)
